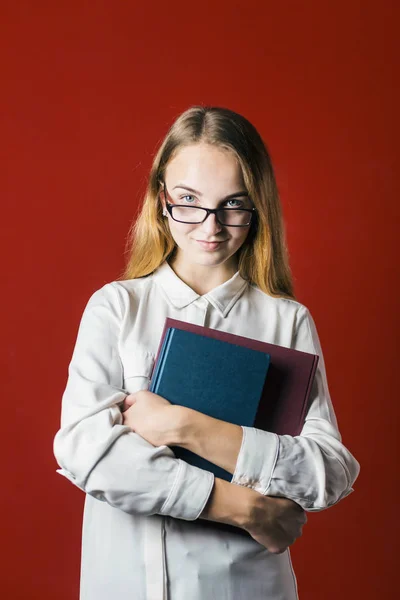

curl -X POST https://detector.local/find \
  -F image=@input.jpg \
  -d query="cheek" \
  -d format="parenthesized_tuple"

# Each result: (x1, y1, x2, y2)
(168, 221, 196, 243)
(231, 229, 250, 248)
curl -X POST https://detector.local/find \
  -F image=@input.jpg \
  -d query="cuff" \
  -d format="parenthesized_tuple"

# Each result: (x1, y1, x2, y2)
(159, 459, 215, 521)
(231, 426, 280, 494)
(56, 468, 86, 493)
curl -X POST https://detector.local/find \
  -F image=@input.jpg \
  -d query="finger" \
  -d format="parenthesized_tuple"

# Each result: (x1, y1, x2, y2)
(123, 395, 136, 411)
(122, 400, 134, 412)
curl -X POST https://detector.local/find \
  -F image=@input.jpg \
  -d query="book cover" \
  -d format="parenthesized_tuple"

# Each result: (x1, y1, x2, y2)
(149, 327, 271, 481)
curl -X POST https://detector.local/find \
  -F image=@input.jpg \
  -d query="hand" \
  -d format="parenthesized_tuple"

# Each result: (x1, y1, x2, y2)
(122, 390, 181, 447)
(244, 495, 307, 554)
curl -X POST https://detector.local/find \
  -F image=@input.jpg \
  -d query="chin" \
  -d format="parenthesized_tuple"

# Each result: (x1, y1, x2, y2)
(174, 240, 240, 268)
(194, 251, 235, 267)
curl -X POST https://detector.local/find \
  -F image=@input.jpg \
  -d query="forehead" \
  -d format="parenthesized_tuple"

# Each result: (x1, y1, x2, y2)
(165, 143, 245, 192)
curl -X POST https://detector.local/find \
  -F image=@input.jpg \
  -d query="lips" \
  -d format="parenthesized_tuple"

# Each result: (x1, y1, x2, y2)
(196, 240, 226, 251)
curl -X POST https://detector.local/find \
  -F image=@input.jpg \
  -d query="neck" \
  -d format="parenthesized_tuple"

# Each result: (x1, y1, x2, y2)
(169, 255, 239, 296)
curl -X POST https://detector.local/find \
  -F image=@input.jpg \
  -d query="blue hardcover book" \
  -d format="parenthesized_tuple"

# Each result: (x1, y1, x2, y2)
(149, 327, 271, 481)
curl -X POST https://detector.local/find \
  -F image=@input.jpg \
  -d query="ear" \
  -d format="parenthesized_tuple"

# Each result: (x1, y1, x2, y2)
(158, 188, 167, 216)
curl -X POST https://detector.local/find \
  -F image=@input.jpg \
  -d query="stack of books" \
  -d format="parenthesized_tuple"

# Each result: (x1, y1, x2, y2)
(148, 318, 319, 482)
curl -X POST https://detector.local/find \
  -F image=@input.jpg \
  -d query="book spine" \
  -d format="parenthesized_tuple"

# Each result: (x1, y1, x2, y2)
(296, 355, 319, 435)
(149, 329, 174, 394)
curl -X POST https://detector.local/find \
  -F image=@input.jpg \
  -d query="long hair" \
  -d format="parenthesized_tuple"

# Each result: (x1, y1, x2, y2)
(120, 106, 294, 299)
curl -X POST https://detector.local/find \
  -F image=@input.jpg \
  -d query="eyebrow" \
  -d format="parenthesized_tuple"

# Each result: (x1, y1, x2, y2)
(172, 184, 249, 201)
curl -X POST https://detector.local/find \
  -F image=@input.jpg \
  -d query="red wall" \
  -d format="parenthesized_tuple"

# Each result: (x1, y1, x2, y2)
(1, 1, 398, 598)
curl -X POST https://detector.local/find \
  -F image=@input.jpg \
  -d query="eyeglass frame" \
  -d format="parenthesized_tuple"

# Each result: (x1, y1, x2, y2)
(162, 181, 257, 228)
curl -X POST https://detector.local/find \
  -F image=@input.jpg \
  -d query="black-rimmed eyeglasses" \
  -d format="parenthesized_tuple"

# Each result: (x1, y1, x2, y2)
(162, 182, 257, 227)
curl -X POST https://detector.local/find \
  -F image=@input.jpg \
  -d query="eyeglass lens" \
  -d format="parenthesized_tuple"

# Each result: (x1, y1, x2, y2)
(170, 205, 251, 226)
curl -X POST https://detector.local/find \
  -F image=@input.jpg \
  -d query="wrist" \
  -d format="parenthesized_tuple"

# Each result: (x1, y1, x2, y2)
(167, 406, 195, 446)
(199, 477, 260, 530)
(170, 406, 202, 448)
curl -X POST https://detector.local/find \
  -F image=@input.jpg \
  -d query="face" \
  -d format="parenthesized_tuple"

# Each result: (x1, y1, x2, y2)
(161, 143, 254, 274)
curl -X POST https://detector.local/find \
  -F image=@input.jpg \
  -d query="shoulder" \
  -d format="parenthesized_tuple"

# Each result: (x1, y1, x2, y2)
(247, 283, 319, 351)
(111, 274, 153, 298)
(249, 282, 311, 319)
(84, 274, 155, 316)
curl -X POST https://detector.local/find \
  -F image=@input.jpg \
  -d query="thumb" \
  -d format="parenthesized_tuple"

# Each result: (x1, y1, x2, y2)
(122, 394, 136, 412)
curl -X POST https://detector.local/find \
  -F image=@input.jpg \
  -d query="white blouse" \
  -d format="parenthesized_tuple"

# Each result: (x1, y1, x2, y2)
(53, 260, 360, 600)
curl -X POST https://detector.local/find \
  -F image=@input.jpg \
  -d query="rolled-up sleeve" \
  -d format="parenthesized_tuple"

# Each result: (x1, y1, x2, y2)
(231, 305, 360, 512)
(53, 284, 214, 520)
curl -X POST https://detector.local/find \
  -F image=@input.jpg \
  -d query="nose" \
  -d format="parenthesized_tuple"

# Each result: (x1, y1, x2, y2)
(200, 212, 223, 235)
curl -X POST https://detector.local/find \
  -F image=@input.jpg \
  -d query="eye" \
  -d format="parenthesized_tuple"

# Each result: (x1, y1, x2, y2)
(180, 194, 196, 204)
(224, 198, 243, 208)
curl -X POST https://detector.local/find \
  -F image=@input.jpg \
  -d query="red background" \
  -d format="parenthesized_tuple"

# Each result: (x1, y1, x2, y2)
(1, 1, 398, 598)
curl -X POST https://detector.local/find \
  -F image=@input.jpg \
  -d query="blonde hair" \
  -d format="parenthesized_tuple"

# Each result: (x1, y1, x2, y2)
(120, 106, 295, 299)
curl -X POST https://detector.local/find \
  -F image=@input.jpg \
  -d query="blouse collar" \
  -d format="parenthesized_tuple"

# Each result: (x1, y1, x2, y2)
(152, 260, 248, 318)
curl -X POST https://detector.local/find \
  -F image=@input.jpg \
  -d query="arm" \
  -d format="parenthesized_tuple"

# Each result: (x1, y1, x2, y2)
(172, 306, 360, 512)
(53, 284, 214, 521)
(173, 408, 243, 475)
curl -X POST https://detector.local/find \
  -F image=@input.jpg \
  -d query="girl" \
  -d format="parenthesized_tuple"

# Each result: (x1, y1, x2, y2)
(54, 106, 360, 600)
